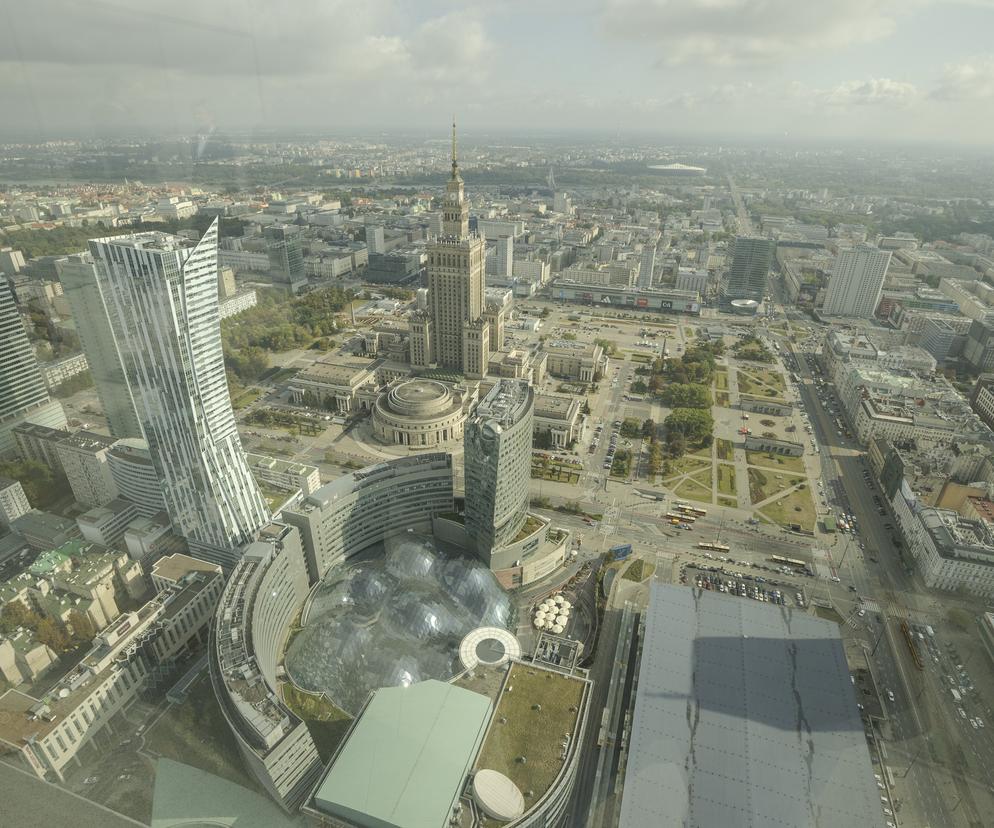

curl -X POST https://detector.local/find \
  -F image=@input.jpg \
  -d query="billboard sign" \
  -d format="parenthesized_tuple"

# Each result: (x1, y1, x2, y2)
(609, 544, 633, 560)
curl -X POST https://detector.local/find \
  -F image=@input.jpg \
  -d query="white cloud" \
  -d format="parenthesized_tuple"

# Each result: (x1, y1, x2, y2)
(601, 0, 901, 65)
(931, 55, 994, 99)
(826, 78, 919, 106)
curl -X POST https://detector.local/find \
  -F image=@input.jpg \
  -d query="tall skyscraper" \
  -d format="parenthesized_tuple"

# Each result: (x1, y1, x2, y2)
(464, 379, 533, 565)
(638, 243, 656, 289)
(821, 244, 892, 318)
(0, 278, 67, 456)
(265, 225, 306, 292)
(89, 221, 269, 566)
(366, 224, 385, 255)
(423, 121, 490, 377)
(495, 235, 513, 281)
(59, 254, 142, 439)
(723, 236, 776, 302)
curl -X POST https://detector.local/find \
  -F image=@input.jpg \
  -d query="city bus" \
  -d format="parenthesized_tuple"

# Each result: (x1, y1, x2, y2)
(769, 554, 806, 570)
(665, 512, 696, 523)
(697, 542, 731, 553)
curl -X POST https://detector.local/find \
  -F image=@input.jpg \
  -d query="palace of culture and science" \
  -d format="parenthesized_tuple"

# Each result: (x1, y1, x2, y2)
(409, 123, 505, 378)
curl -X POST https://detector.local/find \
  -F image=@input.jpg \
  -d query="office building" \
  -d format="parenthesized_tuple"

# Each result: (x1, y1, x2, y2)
(0, 279, 67, 457)
(105, 438, 166, 516)
(0, 248, 26, 275)
(464, 380, 533, 564)
(0, 477, 30, 526)
(421, 123, 491, 376)
(89, 222, 269, 568)
(822, 244, 892, 318)
(638, 243, 656, 289)
(970, 374, 994, 432)
(365, 224, 385, 254)
(264, 225, 306, 292)
(58, 254, 142, 439)
(964, 320, 994, 372)
(723, 236, 775, 302)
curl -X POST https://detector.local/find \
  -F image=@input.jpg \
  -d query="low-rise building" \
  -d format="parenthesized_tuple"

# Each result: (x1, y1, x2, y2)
(0, 631, 58, 685)
(40, 353, 89, 390)
(533, 393, 586, 448)
(246, 453, 321, 498)
(288, 356, 378, 413)
(0, 559, 223, 781)
(217, 288, 258, 320)
(743, 435, 805, 457)
(76, 498, 141, 547)
(543, 341, 606, 383)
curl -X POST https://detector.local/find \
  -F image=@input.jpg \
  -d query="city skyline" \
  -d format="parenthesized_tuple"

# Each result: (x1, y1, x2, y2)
(0, 1, 992, 145)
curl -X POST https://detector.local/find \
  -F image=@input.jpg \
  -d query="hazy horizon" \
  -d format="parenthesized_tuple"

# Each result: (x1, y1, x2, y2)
(3, 0, 994, 147)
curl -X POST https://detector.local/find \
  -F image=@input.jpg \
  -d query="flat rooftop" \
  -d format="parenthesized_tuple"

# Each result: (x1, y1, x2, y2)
(618, 584, 884, 828)
(312, 679, 492, 828)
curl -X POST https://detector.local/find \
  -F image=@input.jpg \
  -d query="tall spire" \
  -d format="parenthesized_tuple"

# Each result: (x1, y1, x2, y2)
(451, 117, 458, 178)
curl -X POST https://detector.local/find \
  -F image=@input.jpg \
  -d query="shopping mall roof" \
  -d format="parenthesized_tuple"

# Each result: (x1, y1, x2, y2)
(312, 679, 492, 828)
(618, 584, 884, 828)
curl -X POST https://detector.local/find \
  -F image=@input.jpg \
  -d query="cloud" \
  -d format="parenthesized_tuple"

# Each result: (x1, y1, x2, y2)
(601, 0, 901, 65)
(826, 78, 919, 106)
(931, 55, 994, 99)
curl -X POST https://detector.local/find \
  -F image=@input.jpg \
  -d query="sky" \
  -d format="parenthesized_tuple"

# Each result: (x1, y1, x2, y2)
(2, 0, 994, 145)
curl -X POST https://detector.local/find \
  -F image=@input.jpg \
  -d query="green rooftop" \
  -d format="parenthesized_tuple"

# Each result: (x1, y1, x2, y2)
(28, 539, 87, 575)
(313, 679, 492, 828)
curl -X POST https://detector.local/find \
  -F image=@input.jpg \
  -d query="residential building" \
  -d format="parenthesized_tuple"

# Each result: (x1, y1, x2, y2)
(723, 236, 776, 302)
(55, 431, 119, 508)
(821, 244, 891, 318)
(0, 560, 223, 781)
(464, 380, 533, 565)
(0, 477, 30, 526)
(106, 438, 167, 517)
(0, 278, 66, 456)
(89, 223, 269, 568)
(217, 288, 258, 320)
(58, 254, 142, 439)
(970, 375, 994, 432)
(0, 248, 26, 275)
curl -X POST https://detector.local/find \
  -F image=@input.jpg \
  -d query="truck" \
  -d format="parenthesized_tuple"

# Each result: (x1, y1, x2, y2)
(951, 689, 962, 702)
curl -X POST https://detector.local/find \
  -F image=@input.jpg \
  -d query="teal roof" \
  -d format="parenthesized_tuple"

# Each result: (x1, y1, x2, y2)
(28, 539, 87, 575)
(314, 680, 492, 828)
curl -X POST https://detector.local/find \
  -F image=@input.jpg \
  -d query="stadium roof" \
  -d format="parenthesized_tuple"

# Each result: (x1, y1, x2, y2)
(618, 584, 884, 828)
(313, 679, 492, 828)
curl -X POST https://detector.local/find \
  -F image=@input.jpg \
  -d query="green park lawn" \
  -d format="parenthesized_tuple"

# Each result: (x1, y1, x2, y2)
(759, 486, 817, 532)
(746, 451, 806, 473)
(717, 463, 736, 496)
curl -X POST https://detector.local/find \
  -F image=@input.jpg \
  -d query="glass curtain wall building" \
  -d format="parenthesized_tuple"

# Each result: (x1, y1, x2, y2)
(89, 220, 269, 567)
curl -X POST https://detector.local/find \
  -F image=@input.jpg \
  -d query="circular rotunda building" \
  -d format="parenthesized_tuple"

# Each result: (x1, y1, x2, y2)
(372, 378, 467, 448)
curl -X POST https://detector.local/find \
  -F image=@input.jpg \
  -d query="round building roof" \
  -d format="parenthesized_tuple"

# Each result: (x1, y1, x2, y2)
(385, 379, 454, 417)
(459, 626, 522, 672)
(472, 769, 526, 822)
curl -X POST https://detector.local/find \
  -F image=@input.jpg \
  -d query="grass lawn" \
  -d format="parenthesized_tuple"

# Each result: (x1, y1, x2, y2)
(715, 370, 729, 391)
(715, 438, 734, 461)
(759, 486, 817, 531)
(531, 459, 580, 484)
(691, 444, 712, 458)
(673, 469, 712, 503)
(717, 463, 736, 496)
(623, 558, 656, 582)
(144, 675, 260, 792)
(282, 683, 353, 762)
(475, 667, 584, 803)
(715, 391, 730, 407)
(736, 368, 786, 398)
(746, 451, 806, 473)
(662, 454, 710, 478)
(627, 352, 653, 363)
(747, 467, 806, 503)
(231, 386, 263, 410)
(718, 495, 738, 507)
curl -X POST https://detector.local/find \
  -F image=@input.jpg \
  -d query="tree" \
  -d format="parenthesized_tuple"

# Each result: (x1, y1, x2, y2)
(631, 379, 648, 393)
(67, 610, 96, 645)
(665, 407, 714, 448)
(0, 601, 41, 634)
(0, 459, 67, 510)
(620, 417, 641, 438)
(533, 430, 553, 450)
(658, 383, 712, 409)
(642, 418, 656, 439)
(36, 617, 69, 653)
(667, 432, 688, 458)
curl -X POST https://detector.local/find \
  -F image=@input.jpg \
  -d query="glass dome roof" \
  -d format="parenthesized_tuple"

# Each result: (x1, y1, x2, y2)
(285, 534, 513, 714)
